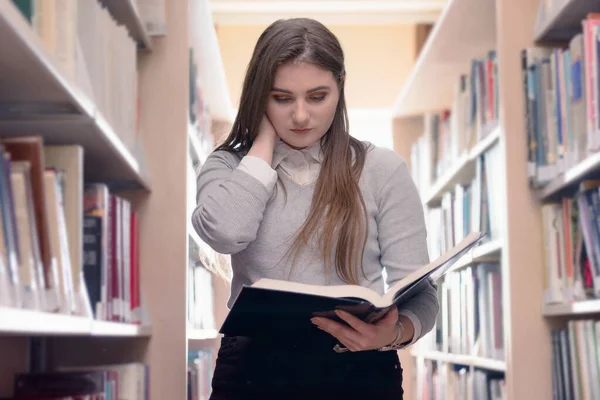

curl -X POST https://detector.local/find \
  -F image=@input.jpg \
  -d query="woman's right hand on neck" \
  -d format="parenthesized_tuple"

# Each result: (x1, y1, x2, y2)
(248, 114, 279, 166)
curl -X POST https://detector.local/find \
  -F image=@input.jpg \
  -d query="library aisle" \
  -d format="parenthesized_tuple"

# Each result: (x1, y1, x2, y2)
(1, 0, 600, 399)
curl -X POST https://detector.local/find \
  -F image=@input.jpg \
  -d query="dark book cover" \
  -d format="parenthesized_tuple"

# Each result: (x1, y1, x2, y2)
(221, 232, 484, 339)
(13, 372, 106, 398)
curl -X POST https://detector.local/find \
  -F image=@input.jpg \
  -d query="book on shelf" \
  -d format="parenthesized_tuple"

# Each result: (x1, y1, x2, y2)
(541, 180, 600, 303)
(423, 140, 503, 261)
(418, 262, 504, 362)
(522, 13, 600, 187)
(4, 362, 149, 400)
(415, 359, 505, 400)
(410, 50, 499, 196)
(219, 231, 485, 339)
(0, 135, 144, 325)
(550, 320, 600, 400)
(188, 349, 214, 400)
(8, 0, 139, 154)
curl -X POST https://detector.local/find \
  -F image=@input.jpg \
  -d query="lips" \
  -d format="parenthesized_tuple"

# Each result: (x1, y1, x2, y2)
(291, 128, 312, 134)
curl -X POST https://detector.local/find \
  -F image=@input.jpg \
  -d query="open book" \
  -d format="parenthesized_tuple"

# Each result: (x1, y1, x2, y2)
(219, 231, 485, 339)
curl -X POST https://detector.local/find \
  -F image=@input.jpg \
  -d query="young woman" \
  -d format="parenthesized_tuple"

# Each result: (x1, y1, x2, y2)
(192, 17, 439, 400)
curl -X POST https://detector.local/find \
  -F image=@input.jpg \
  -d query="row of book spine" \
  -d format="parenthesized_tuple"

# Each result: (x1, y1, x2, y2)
(0, 135, 141, 324)
(415, 359, 505, 400)
(523, 8, 600, 398)
(540, 182, 600, 305)
(11, 0, 137, 152)
(551, 320, 600, 400)
(419, 262, 504, 361)
(187, 350, 214, 400)
(409, 45, 507, 396)
(522, 13, 600, 187)
(3, 363, 149, 400)
(410, 50, 499, 195)
(425, 141, 503, 261)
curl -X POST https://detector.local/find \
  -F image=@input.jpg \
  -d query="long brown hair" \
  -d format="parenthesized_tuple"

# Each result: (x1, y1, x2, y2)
(217, 18, 369, 284)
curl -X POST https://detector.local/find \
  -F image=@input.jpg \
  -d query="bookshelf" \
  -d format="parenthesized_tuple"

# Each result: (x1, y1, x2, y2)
(391, 0, 497, 116)
(412, 350, 507, 373)
(423, 125, 501, 206)
(391, 0, 555, 398)
(0, 307, 152, 337)
(0, 0, 149, 190)
(533, 0, 600, 43)
(101, 0, 153, 51)
(0, 0, 230, 398)
(542, 300, 600, 317)
(537, 151, 600, 201)
(396, 0, 600, 398)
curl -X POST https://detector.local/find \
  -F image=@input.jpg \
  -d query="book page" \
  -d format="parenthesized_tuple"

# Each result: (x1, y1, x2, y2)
(383, 231, 485, 304)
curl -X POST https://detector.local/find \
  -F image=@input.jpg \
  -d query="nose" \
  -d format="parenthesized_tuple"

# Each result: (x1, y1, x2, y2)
(292, 100, 309, 126)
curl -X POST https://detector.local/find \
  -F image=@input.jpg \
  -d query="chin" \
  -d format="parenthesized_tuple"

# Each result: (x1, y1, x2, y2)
(280, 133, 323, 150)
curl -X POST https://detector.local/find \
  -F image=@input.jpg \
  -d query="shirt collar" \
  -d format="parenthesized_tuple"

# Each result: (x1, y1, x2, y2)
(272, 139, 324, 169)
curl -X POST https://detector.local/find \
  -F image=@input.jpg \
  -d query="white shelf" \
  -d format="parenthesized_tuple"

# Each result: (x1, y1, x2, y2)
(424, 126, 501, 206)
(534, 0, 600, 43)
(91, 320, 152, 337)
(537, 151, 600, 201)
(0, 0, 150, 190)
(0, 307, 151, 337)
(392, 0, 497, 116)
(188, 328, 219, 340)
(542, 300, 600, 317)
(102, 0, 153, 51)
(412, 349, 506, 372)
(449, 239, 503, 272)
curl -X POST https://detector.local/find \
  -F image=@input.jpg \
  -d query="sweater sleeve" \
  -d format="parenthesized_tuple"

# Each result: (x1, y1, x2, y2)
(376, 158, 439, 346)
(191, 151, 277, 254)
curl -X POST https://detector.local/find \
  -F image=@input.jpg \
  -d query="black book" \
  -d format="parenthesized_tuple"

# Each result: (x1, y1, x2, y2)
(220, 231, 485, 339)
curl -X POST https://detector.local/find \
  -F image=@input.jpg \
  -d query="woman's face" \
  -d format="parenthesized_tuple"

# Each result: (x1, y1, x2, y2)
(265, 62, 340, 150)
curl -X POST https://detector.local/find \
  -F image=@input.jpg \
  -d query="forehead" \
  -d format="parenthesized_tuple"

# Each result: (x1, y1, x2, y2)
(273, 62, 336, 91)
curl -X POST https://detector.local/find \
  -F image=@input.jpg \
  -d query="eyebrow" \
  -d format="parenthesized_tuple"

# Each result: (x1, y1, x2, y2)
(271, 85, 331, 94)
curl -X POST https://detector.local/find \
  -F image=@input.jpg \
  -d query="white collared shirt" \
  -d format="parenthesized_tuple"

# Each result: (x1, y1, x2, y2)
(237, 140, 324, 190)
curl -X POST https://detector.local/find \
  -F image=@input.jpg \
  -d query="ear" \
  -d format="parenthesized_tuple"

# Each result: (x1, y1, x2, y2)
(338, 73, 346, 85)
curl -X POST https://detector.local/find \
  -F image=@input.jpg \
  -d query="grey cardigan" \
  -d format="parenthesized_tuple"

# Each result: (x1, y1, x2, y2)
(192, 142, 439, 346)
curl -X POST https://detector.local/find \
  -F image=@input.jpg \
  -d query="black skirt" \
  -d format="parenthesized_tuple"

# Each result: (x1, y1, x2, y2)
(209, 335, 404, 400)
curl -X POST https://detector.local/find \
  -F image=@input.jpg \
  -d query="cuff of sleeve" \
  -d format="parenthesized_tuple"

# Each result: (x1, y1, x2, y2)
(237, 155, 277, 192)
(398, 309, 422, 347)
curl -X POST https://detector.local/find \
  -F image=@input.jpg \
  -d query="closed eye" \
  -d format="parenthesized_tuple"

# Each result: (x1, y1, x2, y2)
(273, 96, 292, 103)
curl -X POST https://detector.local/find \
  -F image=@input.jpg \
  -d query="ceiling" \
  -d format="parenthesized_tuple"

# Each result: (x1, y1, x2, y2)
(209, 0, 447, 25)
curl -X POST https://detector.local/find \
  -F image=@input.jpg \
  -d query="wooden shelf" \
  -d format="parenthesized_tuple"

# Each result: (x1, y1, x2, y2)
(424, 125, 501, 206)
(542, 300, 600, 317)
(392, 0, 497, 116)
(101, 0, 153, 51)
(534, 0, 600, 44)
(537, 151, 600, 201)
(0, 307, 151, 337)
(187, 328, 219, 340)
(412, 349, 506, 372)
(0, 0, 150, 190)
